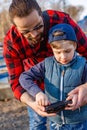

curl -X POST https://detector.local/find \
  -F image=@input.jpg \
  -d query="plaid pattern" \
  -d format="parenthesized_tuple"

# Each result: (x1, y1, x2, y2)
(3, 10, 87, 100)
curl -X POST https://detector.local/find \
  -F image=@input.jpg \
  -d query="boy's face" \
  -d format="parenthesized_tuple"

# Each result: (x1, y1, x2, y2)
(13, 10, 44, 46)
(51, 40, 76, 65)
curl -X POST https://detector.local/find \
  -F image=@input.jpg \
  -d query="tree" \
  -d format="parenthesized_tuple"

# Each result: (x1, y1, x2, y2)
(37, 0, 84, 22)
(65, 5, 84, 22)
(0, 10, 11, 42)
(37, 0, 61, 11)
(0, 0, 11, 42)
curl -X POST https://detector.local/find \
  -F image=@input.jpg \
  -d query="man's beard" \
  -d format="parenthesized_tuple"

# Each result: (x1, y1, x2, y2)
(28, 33, 44, 46)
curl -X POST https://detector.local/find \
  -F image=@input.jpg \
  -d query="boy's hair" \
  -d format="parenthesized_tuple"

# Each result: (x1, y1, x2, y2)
(9, 0, 42, 23)
(50, 40, 76, 49)
(48, 23, 77, 44)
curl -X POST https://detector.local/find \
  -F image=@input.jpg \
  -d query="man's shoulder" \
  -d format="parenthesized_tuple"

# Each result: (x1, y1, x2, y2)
(4, 25, 24, 46)
(4, 25, 19, 40)
(43, 10, 68, 17)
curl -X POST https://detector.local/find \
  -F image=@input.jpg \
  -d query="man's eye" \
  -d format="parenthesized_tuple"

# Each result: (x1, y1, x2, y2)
(21, 30, 30, 35)
(21, 24, 44, 35)
(23, 31, 30, 35)
(34, 25, 44, 30)
(57, 52, 60, 54)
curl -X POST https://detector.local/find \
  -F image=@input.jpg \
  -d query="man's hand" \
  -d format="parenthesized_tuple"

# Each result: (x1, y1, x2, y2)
(65, 94, 78, 111)
(20, 92, 56, 117)
(29, 100, 56, 117)
(66, 83, 87, 110)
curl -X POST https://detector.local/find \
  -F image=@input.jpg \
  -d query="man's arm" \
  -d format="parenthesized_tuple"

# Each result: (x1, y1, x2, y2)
(20, 91, 56, 117)
(3, 39, 26, 100)
(66, 63, 87, 110)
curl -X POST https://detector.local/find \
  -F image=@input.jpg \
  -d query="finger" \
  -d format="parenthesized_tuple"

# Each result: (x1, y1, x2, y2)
(41, 99, 48, 106)
(66, 94, 75, 104)
(37, 106, 56, 117)
(44, 100, 49, 106)
(66, 95, 73, 101)
(39, 111, 56, 117)
(68, 87, 79, 95)
(76, 90, 83, 107)
(65, 106, 73, 110)
(37, 99, 44, 106)
(37, 104, 45, 111)
(66, 94, 78, 110)
(71, 94, 78, 110)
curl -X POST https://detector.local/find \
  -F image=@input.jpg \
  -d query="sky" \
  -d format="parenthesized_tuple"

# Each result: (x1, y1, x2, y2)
(69, 0, 87, 20)
(0, 0, 87, 20)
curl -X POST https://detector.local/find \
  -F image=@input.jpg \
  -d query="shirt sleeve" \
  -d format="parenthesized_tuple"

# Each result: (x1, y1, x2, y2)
(65, 13, 87, 58)
(3, 29, 26, 100)
(19, 61, 45, 97)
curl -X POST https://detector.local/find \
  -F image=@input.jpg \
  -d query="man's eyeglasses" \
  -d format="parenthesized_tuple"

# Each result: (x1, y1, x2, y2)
(22, 24, 44, 35)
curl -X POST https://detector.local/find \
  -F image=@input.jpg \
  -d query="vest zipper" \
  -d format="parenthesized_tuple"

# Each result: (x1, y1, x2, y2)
(60, 69, 65, 124)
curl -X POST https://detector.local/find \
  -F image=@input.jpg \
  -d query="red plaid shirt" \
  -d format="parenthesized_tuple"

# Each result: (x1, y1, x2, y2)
(3, 10, 87, 100)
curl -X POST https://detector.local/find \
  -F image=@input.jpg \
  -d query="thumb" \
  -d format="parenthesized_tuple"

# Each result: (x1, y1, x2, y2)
(37, 104, 45, 111)
(68, 87, 79, 95)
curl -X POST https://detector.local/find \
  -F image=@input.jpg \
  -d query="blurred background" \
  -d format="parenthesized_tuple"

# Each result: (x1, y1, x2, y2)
(0, 1, 87, 130)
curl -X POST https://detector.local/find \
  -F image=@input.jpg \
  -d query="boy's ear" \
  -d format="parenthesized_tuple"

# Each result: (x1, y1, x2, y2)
(74, 42, 77, 50)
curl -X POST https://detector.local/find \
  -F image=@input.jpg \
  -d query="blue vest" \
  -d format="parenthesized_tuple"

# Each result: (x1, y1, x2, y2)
(44, 55, 87, 125)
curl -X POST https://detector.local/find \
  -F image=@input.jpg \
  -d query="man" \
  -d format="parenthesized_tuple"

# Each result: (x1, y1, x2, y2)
(3, 0, 87, 129)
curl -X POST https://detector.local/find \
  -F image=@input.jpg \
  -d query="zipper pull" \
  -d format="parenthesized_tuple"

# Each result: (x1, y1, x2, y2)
(62, 70, 65, 76)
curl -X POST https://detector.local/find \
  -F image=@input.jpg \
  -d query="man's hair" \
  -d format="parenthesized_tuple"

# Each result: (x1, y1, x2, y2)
(9, 0, 42, 23)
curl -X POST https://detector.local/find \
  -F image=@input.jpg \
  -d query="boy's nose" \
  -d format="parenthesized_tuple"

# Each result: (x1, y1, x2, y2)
(61, 53, 66, 58)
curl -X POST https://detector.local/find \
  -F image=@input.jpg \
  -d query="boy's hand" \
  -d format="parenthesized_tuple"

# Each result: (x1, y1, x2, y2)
(20, 92, 56, 117)
(36, 92, 50, 106)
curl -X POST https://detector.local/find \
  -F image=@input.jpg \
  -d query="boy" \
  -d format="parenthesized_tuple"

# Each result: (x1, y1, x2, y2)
(19, 23, 87, 129)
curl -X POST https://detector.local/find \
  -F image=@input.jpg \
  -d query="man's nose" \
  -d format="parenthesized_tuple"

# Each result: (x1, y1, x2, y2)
(28, 30, 38, 38)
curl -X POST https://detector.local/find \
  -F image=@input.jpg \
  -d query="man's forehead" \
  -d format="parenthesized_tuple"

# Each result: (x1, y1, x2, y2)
(14, 10, 42, 28)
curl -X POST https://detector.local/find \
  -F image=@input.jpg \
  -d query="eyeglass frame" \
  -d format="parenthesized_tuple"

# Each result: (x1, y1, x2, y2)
(21, 24, 44, 36)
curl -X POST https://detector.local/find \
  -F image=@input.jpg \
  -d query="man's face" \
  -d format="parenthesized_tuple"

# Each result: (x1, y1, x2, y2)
(13, 10, 44, 46)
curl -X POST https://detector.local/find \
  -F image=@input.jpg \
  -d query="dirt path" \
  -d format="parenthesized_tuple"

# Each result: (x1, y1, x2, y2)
(0, 98, 29, 130)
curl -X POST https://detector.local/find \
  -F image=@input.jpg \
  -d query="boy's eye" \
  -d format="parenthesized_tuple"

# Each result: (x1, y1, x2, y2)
(65, 50, 70, 53)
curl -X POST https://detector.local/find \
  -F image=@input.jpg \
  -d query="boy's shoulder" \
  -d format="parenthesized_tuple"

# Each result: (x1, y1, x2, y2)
(45, 56, 54, 61)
